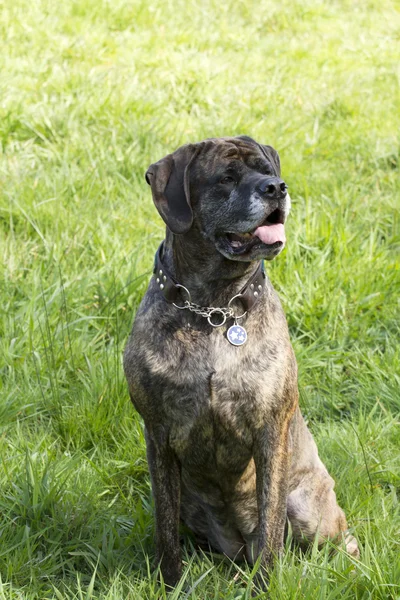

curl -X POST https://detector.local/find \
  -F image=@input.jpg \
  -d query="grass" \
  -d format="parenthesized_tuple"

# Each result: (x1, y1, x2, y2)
(0, 0, 399, 597)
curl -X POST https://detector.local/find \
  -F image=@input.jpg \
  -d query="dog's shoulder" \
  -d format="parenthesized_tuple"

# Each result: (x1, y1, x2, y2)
(123, 283, 214, 415)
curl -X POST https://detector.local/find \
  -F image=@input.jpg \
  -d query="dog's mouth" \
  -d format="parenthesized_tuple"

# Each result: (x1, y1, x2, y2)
(219, 208, 286, 256)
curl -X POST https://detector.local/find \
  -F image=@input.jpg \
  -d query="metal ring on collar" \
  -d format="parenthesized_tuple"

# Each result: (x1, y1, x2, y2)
(207, 308, 227, 327)
(227, 294, 247, 320)
(172, 284, 192, 309)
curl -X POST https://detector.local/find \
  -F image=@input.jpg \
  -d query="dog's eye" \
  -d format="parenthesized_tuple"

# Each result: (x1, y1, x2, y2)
(220, 176, 236, 185)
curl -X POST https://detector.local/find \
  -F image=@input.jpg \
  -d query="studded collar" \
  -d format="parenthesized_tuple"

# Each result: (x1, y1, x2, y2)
(153, 242, 266, 319)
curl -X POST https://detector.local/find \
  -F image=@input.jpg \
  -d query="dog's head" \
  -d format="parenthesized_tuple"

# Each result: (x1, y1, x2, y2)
(145, 136, 291, 262)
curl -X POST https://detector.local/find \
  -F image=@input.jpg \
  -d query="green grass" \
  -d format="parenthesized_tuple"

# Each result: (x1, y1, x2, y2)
(1, 0, 399, 597)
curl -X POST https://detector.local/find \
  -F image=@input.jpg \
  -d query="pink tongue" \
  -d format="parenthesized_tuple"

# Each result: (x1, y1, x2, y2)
(253, 223, 286, 245)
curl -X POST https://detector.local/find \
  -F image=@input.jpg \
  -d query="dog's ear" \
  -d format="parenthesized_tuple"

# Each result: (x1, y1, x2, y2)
(236, 135, 281, 177)
(145, 144, 200, 234)
(258, 144, 281, 177)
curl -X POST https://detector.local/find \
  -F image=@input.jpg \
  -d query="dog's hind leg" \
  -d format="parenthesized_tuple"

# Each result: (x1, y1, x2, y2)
(287, 472, 359, 557)
(288, 413, 359, 557)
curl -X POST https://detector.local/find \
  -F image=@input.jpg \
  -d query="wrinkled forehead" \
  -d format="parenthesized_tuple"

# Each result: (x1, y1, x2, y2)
(193, 138, 273, 176)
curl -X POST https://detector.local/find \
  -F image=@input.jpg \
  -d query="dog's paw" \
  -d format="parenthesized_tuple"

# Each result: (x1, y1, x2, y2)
(344, 532, 360, 558)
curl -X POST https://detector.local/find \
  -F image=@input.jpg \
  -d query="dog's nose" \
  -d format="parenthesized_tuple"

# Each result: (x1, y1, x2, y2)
(256, 177, 287, 197)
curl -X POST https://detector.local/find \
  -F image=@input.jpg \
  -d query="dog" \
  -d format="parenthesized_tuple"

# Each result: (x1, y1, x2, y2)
(123, 135, 359, 587)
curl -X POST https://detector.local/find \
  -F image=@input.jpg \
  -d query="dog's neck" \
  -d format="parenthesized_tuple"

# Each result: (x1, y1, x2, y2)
(162, 229, 264, 306)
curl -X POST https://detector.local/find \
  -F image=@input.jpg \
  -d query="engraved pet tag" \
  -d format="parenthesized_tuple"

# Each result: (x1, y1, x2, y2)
(227, 324, 247, 346)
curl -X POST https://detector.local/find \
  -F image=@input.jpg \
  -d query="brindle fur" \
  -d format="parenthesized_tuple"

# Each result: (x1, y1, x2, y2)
(123, 136, 359, 587)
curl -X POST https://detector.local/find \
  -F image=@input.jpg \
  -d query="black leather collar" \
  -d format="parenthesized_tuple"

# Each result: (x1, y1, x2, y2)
(153, 242, 266, 314)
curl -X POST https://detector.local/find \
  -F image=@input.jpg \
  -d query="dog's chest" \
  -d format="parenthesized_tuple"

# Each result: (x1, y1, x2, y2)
(166, 326, 286, 469)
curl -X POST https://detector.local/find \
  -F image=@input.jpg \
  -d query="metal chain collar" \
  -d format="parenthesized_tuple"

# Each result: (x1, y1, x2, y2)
(172, 284, 247, 328)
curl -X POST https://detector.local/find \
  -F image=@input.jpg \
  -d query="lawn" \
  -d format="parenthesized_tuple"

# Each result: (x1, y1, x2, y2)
(0, 0, 399, 598)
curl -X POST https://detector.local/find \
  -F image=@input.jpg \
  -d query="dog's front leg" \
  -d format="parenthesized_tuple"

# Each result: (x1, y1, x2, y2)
(253, 417, 292, 579)
(145, 428, 181, 587)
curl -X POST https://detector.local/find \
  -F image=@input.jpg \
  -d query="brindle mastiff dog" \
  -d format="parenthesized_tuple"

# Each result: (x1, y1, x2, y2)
(123, 135, 359, 587)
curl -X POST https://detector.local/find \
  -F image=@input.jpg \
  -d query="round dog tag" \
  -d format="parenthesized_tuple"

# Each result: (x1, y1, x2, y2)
(227, 324, 247, 346)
